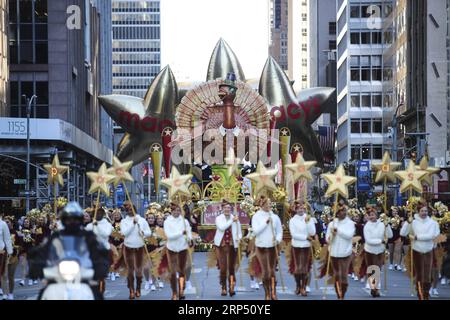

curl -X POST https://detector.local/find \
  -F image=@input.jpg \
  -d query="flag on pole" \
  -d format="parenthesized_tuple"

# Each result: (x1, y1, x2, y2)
(318, 125, 336, 163)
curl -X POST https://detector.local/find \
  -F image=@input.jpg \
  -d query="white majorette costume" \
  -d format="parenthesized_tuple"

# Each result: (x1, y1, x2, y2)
(251, 196, 282, 300)
(325, 206, 355, 299)
(164, 203, 193, 300)
(120, 210, 152, 300)
(400, 205, 440, 300)
(363, 213, 393, 297)
(0, 216, 13, 281)
(288, 202, 316, 296)
(213, 201, 243, 297)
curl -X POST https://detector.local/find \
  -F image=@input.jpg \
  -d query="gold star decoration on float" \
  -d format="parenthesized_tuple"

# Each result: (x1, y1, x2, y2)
(394, 160, 428, 193)
(372, 151, 401, 183)
(43, 154, 69, 187)
(246, 161, 278, 194)
(86, 163, 116, 195)
(416, 156, 440, 186)
(224, 148, 241, 179)
(285, 153, 316, 183)
(107, 156, 134, 187)
(160, 166, 193, 200)
(321, 164, 356, 199)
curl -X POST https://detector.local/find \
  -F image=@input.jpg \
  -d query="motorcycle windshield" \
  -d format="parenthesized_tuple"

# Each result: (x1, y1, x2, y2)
(47, 236, 93, 269)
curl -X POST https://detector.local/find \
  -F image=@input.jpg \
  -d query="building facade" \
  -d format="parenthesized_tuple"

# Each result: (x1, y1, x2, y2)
(112, 0, 161, 98)
(0, 0, 7, 117)
(0, 0, 113, 214)
(336, 0, 390, 163)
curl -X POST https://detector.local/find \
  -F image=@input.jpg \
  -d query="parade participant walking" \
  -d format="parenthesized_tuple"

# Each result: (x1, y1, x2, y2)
(86, 208, 113, 295)
(143, 212, 158, 291)
(164, 202, 193, 300)
(109, 209, 123, 281)
(325, 204, 355, 299)
(288, 201, 316, 296)
(17, 217, 35, 286)
(1, 216, 18, 300)
(400, 200, 440, 300)
(0, 212, 13, 298)
(387, 206, 403, 271)
(214, 200, 242, 297)
(120, 201, 152, 300)
(251, 196, 282, 300)
(363, 207, 393, 297)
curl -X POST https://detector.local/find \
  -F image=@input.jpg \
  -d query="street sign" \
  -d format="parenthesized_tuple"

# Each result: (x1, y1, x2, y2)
(19, 190, 36, 197)
(14, 179, 27, 185)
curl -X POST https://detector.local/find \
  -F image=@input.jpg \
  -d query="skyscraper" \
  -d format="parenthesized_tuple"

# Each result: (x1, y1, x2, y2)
(336, 0, 389, 163)
(0, 0, 7, 117)
(1, 0, 113, 212)
(112, 0, 161, 98)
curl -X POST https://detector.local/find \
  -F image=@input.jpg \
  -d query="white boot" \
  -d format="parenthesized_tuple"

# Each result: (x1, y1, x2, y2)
(432, 288, 439, 296)
(144, 281, 150, 291)
(19, 280, 25, 286)
(158, 280, 164, 288)
(250, 280, 256, 289)
(151, 284, 156, 291)
(441, 278, 447, 285)
(28, 279, 33, 286)
(388, 264, 393, 270)
(7, 293, 14, 300)
(111, 273, 116, 281)
(186, 280, 193, 290)
(306, 285, 311, 293)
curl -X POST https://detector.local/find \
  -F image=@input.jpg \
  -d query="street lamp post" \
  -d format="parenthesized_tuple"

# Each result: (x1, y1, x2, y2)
(22, 94, 38, 215)
(391, 102, 404, 205)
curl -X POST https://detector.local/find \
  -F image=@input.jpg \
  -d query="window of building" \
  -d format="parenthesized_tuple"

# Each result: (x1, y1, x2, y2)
(302, 43, 307, 51)
(372, 119, 382, 133)
(329, 22, 336, 35)
(372, 145, 382, 159)
(372, 31, 382, 44)
(350, 6, 360, 18)
(302, 28, 307, 36)
(361, 119, 371, 133)
(372, 67, 382, 81)
(361, 94, 371, 107)
(361, 32, 371, 44)
(350, 56, 360, 66)
(302, 59, 307, 67)
(351, 95, 360, 107)
(351, 120, 360, 133)
(361, 146, 370, 159)
(372, 94, 382, 107)
(10, 80, 49, 118)
(361, 67, 371, 81)
(350, 32, 360, 44)
(351, 67, 360, 81)
(329, 40, 336, 50)
(351, 146, 361, 160)
(301, 13, 307, 21)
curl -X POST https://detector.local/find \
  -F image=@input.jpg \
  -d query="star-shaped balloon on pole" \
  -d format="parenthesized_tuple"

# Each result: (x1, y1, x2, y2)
(372, 151, 401, 183)
(321, 164, 356, 199)
(86, 163, 116, 195)
(160, 166, 193, 201)
(416, 156, 440, 186)
(394, 161, 428, 194)
(107, 156, 134, 187)
(284, 153, 316, 183)
(246, 161, 278, 195)
(44, 154, 69, 187)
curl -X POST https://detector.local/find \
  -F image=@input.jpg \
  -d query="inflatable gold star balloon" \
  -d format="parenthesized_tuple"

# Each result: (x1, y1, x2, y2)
(285, 153, 316, 183)
(395, 161, 428, 193)
(44, 154, 69, 187)
(107, 156, 134, 187)
(86, 163, 115, 195)
(246, 161, 278, 195)
(416, 156, 440, 186)
(372, 151, 401, 183)
(160, 166, 193, 200)
(321, 164, 356, 199)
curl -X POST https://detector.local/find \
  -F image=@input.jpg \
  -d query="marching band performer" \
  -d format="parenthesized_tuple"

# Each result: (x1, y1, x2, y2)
(120, 202, 152, 300)
(400, 200, 440, 300)
(213, 200, 242, 297)
(326, 204, 355, 300)
(1, 216, 19, 300)
(0, 213, 13, 298)
(387, 206, 403, 271)
(251, 196, 282, 300)
(143, 212, 158, 291)
(86, 208, 113, 295)
(17, 217, 35, 286)
(363, 207, 393, 297)
(288, 200, 316, 296)
(164, 202, 193, 300)
(109, 209, 123, 281)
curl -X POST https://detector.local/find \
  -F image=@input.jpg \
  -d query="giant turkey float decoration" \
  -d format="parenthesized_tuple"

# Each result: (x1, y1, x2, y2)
(98, 39, 336, 232)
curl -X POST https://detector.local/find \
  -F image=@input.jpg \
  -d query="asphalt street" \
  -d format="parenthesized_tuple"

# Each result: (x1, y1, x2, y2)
(7, 252, 450, 300)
